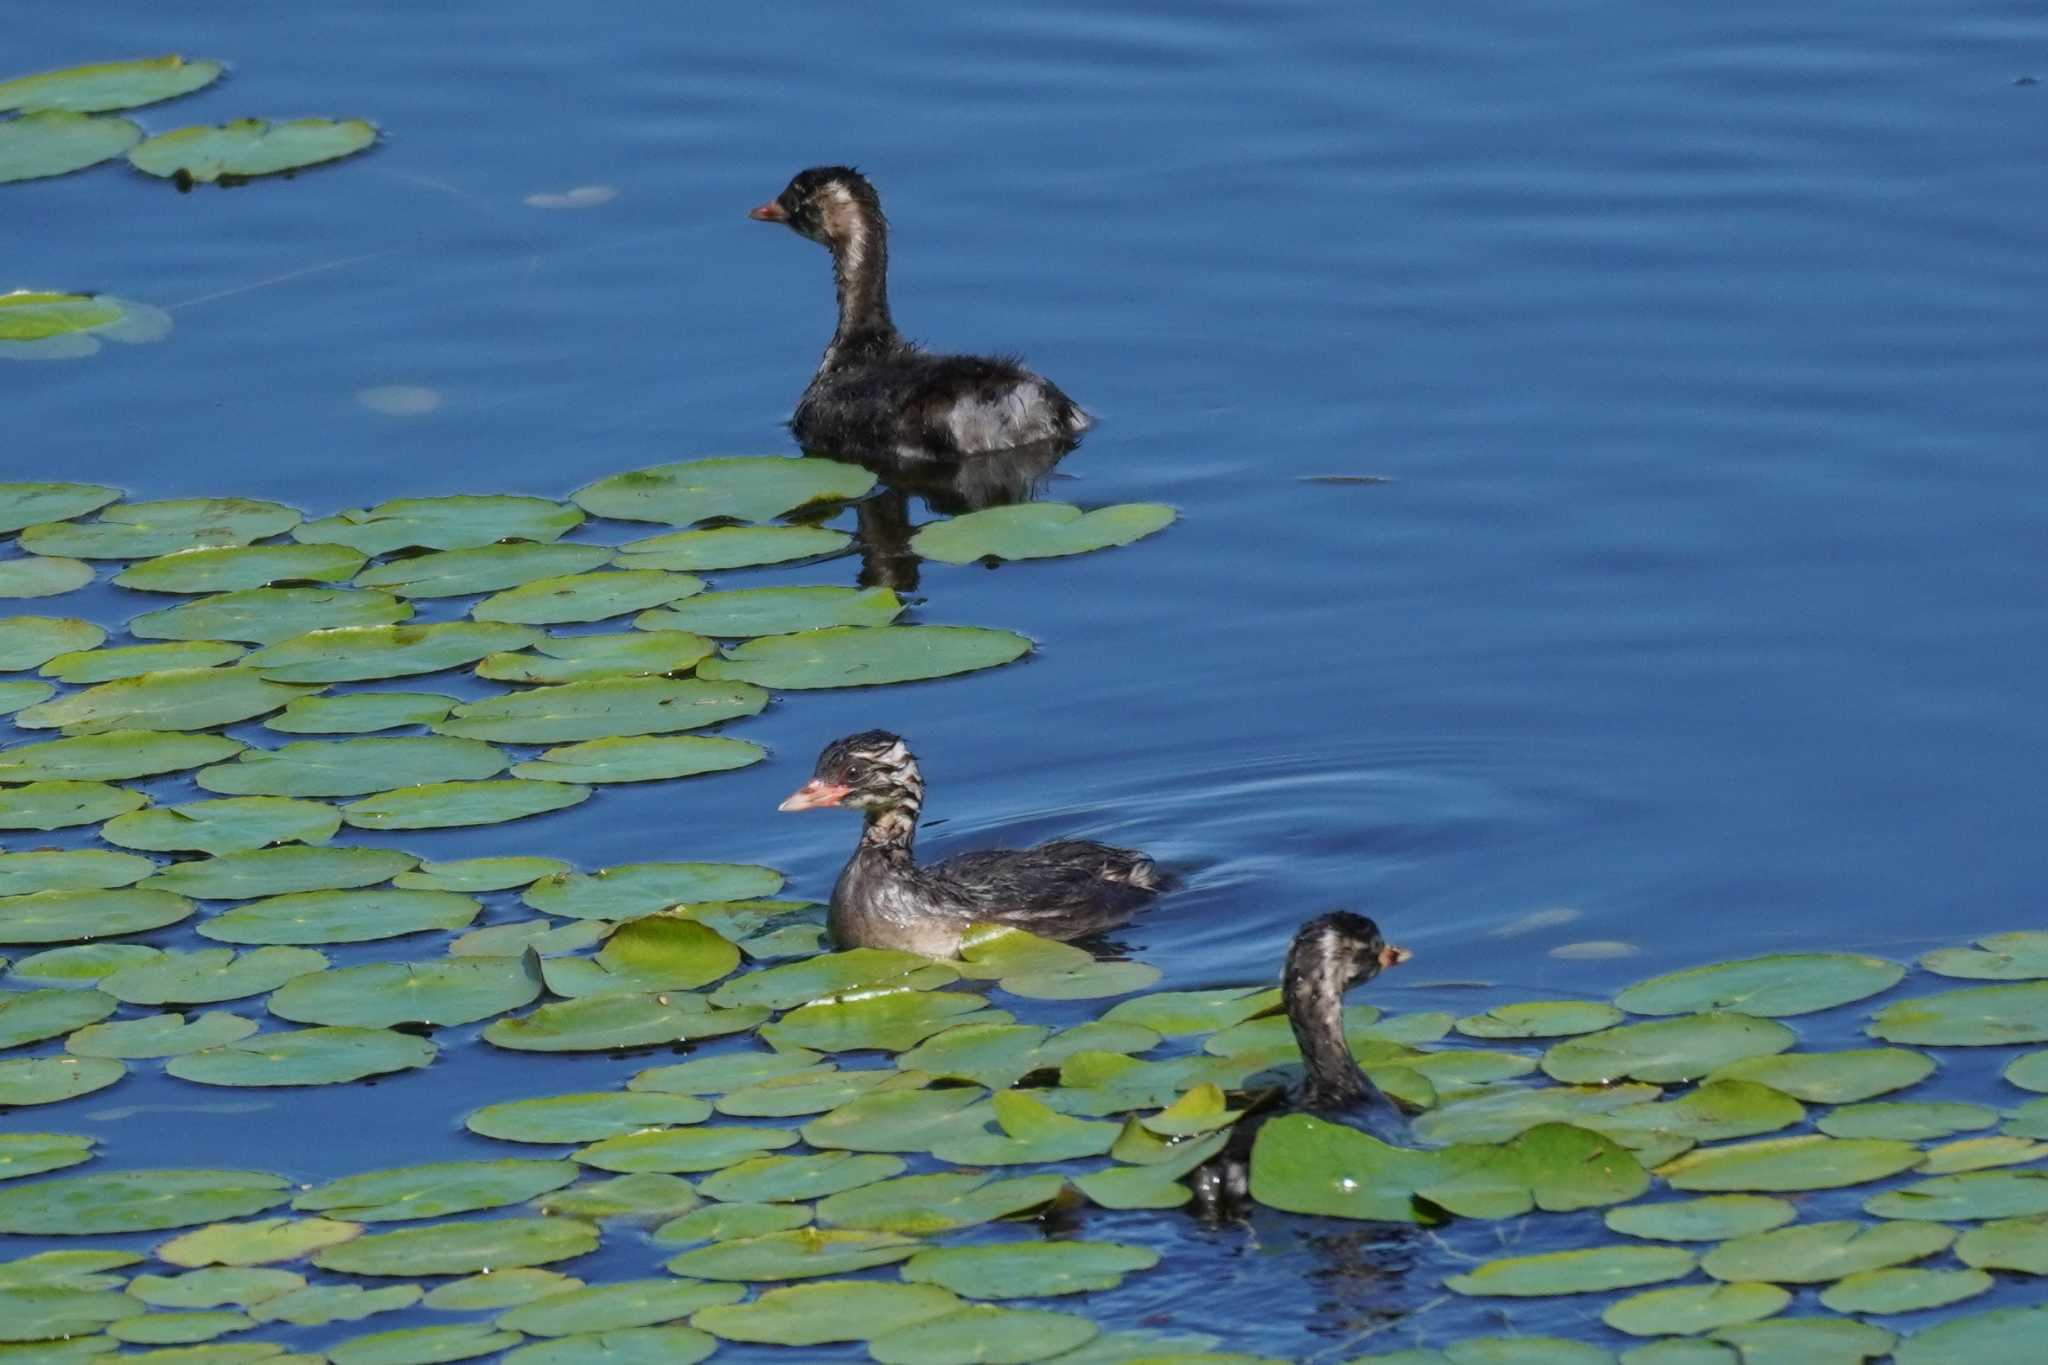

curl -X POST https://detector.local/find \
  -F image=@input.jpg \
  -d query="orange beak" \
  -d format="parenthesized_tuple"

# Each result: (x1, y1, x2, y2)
(748, 201, 788, 223)
(1380, 945, 1412, 970)
(779, 779, 850, 811)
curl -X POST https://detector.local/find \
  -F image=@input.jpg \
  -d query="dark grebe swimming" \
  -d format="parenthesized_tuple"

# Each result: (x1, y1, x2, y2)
(1193, 912, 1412, 1213)
(778, 730, 1163, 956)
(750, 167, 1091, 462)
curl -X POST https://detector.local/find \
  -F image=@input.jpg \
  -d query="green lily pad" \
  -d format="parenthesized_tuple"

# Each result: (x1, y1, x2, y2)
(909, 502, 1176, 564)
(1865, 1169, 2048, 1220)
(421, 1269, 582, 1311)
(1893, 1305, 2048, 1365)
(898, 1024, 1058, 1090)
(395, 856, 566, 893)
(355, 544, 610, 599)
(1542, 1014, 1796, 1084)
(814, 1171, 1065, 1235)
(0, 781, 144, 831)
(899, 1241, 1157, 1300)
(502, 1327, 714, 1365)
(1661, 1135, 1923, 1191)
(1819, 1267, 1990, 1315)
(0, 296, 150, 357)
(1446, 1245, 1697, 1297)
(526, 862, 785, 922)
(326, 1323, 523, 1365)
(1706, 1048, 1934, 1103)
(0, 1134, 96, 1182)
(18, 669, 313, 735)
(450, 921, 608, 962)
(533, 1172, 698, 1220)
(0, 616, 106, 671)
(1920, 931, 2048, 981)
(0, 678, 53, 712)
(0, 485, 120, 533)
(9, 942, 161, 982)
(1455, 1000, 1625, 1039)
(65, 1011, 258, 1059)
(246, 623, 540, 684)
(0, 111, 141, 183)
(1072, 1128, 1229, 1211)
(126, 1267, 306, 1309)
(571, 456, 876, 526)
(495, 1280, 740, 1336)
(698, 1152, 905, 1203)
(114, 545, 364, 594)
(1920, 1135, 2048, 1173)
(435, 676, 767, 743)
(713, 1065, 924, 1119)
(21, 499, 299, 561)
(697, 624, 1030, 689)
(470, 570, 702, 625)
(0, 56, 223, 113)
(1616, 953, 1905, 1018)
(339, 779, 589, 830)
(1701, 1220, 1955, 1283)
(475, 631, 712, 686)
(0, 1250, 134, 1291)
(926, 1089, 1116, 1165)
(166, 1027, 435, 1087)
(665, 1228, 917, 1281)
(197, 737, 505, 798)
(129, 118, 378, 183)
(265, 692, 453, 735)
(157, 1216, 363, 1267)
(0, 989, 115, 1049)
(1818, 1100, 1999, 1140)
(1956, 1214, 2048, 1273)
(0, 1170, 289, 1235)
(616, 525, 849, 571)
(1869, 980, 2048, 1045)
(293, 1160, 577, 1222)
(0, 557, 92, 599)
(510, 735, 763, 785)
(799, 1086, 991, 1153)
(1585, 1080, 1807, 1156)
(1710, 1319, 1895, 1365)
(142, 847, 417, 900)
(2006, 1050, 2048, 1092)
(0, 889, 193, 943)
(249, 1282, 420, 1327)
(1606, 1195, 1797, 1242)
(573, 1124, 796, 1174)
(0, 1055, 124, 1106)
(652, 1201, 811, 1246)
(1000, 961, 1162, 1001)
(0, 850, 152, 897)
(692, 1279, 958, 1346)
(267, 956, 541, 1028)
(129, 589, 413, 647)
(0, 1287, 134, 1341)
(294, 496, 582, 557)
(637, 585, 904, 637)
(763, 988, 994, 1054)
(197, 889, 477, 945)
(710, 946, 951, 1010)
(869, 1305, 1098, 1365)
(483, 993, 767, 1053)
(466, 1092, 711, 1144)
(40, 643, 246, 684)
(588, 916, 741, 990)
(1604, 1282, 1789, 1336)
(103, 798, 340, 856)
(630, 1048, 828, 1094)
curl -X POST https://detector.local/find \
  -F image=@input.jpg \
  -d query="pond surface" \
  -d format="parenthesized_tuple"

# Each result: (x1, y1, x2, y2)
(6, 1, 2048, 1360)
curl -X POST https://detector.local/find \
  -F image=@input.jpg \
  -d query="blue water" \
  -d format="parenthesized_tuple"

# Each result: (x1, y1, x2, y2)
(9, 1, 2048, 1357)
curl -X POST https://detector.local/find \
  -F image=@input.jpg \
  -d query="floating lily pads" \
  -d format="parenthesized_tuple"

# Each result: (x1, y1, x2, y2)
(502, 1326, 716, 1365)
(692, 1279, 959, 1347)
(631, 1049, 829, 1095)
(129, 118, 379, 183)
(20, 670, 313, 737)
(538, 1174, 699, 1222)
(252, 1282, 421, 1328)
(1865, 1169, 2048, 1221)
(0, 56, 223, 113)
(0, 731, 238, 784)
(22, 499, 300, 561)
(1616, 953, 1905, 1018)
(103, 797, 340, 856)
(0, 1169, 290, 1235)
(637, 585, 904, 637)
(471, 570, 702, 625)
(0, 1055, 123, 1105)
(1921, 1135, 2048, 1173)
(1605, 1195, 1797, 1242)
(495, 1279, 741, 1336)
(1893, 1304, 2048, 1365)
(0, 111, 142, 184)
(422, 1269, 582, 1311)
(1820, 1267, 1990, 1315)
(509, 734, 764, 785)
(115, 544, 364, 595)
(525, 862, 785, 922)
(1957, 1214, 2048, 1274)
(1446, 1245, 1697, 1297)
(340, 779, 589, 830)
(0, 779, 146, 829)
(763, 987, 995, 1054)
(166, 1026, 436, 1087)
(1921, 932, 2048, 981)
(616, 525, 850, 571)
(294, 1160, 577, 1223)
(315, 1218, 597, 1277)
(395, 856, 566, 893)
(465, 1091, 711, 1144)
(294, 496, 583, 557)
(266, 691, 454, 736)
(696, 624, 1031, 689)
(0, 678, 52, 713)
(815, 1171, 1067, 1235)
(0, 1286, 135, 1341)
(483, 993, 767, 1053)
(158, 1216, 364, 1267)
(1542, 1014, 1796, 1084)
(435, 676, 767, 744)
(0, 616, 106, 671)
(65, 1011, 259, 1059)
(1661, 1134, 1923, 1191)
(0, 1133, 96, 1182)
(247, 623, 539, 684)
(1586, 1079, 1807, 1157)
(1604, 1282, 1789, 1337)
(130, 589, 414, 647)
(0, 556, 93, 597)
(0, 989, 116, 1049)
(870, 1305, 1100, 1364)
(356, 543, 610, 599)
(1455, 1000, 1625, 1039)
(1818, 1100, 1999, 1140)
(1097, 986, 1283, 1038)
(697, 1152, 905, 1205)
(126, 1266, 306, 1309)
(9, 941, 161, 982)
(798, 1089, 991, 1154)
(475, 631, 713, 686)
(571, 456, 876, 526)
(713, 1066, 924, 1119)
(197, 737, 505, 798)
(142, 847, 417, 900)
(1869, 980, 2048, 1046)
(0, 888, 193, 943)
(1707, 1047, 1934, 1104)
(900, 1240, 1158, 1300)
(910, 502, 1176, 565)
(573, 1124, 797, 1174)
(41, 641, 247, 684)
(0, 484, 120, 533)
(653, 1201, 812, 1246)
(1700, 1220, 1955, 1283)
(268, 956, 542, 1028)
(197, 889, 477, 946)
(665, 1228, 918, 1281)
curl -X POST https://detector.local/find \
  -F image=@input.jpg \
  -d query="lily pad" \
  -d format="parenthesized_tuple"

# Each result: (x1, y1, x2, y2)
(1455, 1000, 1625, 1039)
(166, 1027, 436, 1087)
(1864, 1169, 2048, 1220)
(899, 1241, 1158, 1300)
(483, 993, 767, 1053)
(764, 988, 994, 1054)
(1542, 1014, 1796, 1084)
(535, 1177, 694, 1225)
(435, 676, 767, 744)
(697, 624, 1030, 689)
(573, 1123, 797, 1174)
(710, 946, 947, 1008)
(1819, 1267, 1990, 1315)
(0, 989, 116, 1049)
(65, 1011, 259, 1059)
(653, 1201, 812, 1246)
(0, 1055, 124, 1106)
(129, 589, 412, 647)
(326, 1323, 520, 1365)
(0, 1170, 289, 1235)
(157, 1217, 364, 1267)
(19, 669, 312, 736)
(0, 679, 53, 713)
(103, 797, 340, 856)
(0, 888, 193, 943)
(870, 1305, 1099, 1365)
(572, 456, 876, 526)
(141, 847, 417, 900)
(510, 734, 763, 785)
(0, 615, 106, 671)
(1710, 1319, 1895, 1365)
(1605, 1195, 1797, 1243)
(2006, 1050, 2048, 1092)
(246, 1282, 420, 1327)
(1893, 1305, 2048, 1365)
(197, 889, 477, 946)
(698, 1152, 905, 1204)
(395, 856, 566, 894)
(799, 1087, 992, 1153)
(268, 956, 542, 1028)
(115, 545, 364, 594)
(616, 525, 849, 571)
(1869, 980, 2048, 1045)
(526, 862, 785, 922)
(665, 1228, 917, 1280)
(0, 1134, 97, 1182)
(910, 502, 1176, 564)
(714, 1065, 924, 1118)
(0, 556, 92, 598)
(125, 1267, 306, 1309)
(266, 691, 455, 735)
(630, 1048, 828, 1095)
(1446, 1245, 1697, 1297)
(129, 118, 379, 183)
(1956, 1214, 2048, 1274)
(637, 585, 904, 637)
(465, 1091, 711, 1144)
(926, 1089, 1116, 1165)
(422, 1269, 583, 1311)
(471, 570, 702, 625)
(294, 1160, 577, 1222)
(40, 642, 246, 684)
(1920, 931, 2048, 981)
(0, 111, 141, 183)
(475, 632, 712, 686)
(9, 942, 161, 982)
(21, 499, 300, 561)
(294, 496, 582, 557)
(495, 1280, 741, 1336)
(1604, 1282, 1789, 1336)
(1701, 1220, 1955, 1283)
(691, 1279, 958, 1347)
(815, 1171, 1067, 1235)
(502, 1327, 715, 1365)
(1661, 1135, 1923, 1191)
(1000, 961, 1162, 1001)
(1707, 1048, 1934, 1104)
(98, 947, 326, 1005)
(0, 56, 223, 114)
(1818, 1101, 1999, 1140)
(339, 779, 589, 830)
(0, 1286, 134, 1341)
(314, 1217, 596, 1277)
(356, 543, 610, 599)
(1921, 1135, 2048, 1173)
(197, 737, 505, 798)
(1616, 953, 1904, 1018)
(247, 623, 540, 684)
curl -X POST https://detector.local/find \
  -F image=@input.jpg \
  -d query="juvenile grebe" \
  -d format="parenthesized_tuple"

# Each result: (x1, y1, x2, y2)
(750, 167, 1091, 461)
(778, 730, 1163, 956)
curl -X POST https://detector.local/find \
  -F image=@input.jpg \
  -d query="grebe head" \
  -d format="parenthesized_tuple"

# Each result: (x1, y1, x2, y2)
(778, 729, 922, 816)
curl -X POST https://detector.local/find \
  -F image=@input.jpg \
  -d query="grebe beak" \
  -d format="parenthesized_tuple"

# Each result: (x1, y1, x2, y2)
(748, 201, 789, 222)
(1380, 945, 1412, 970)
(778, 779, 850, 811)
